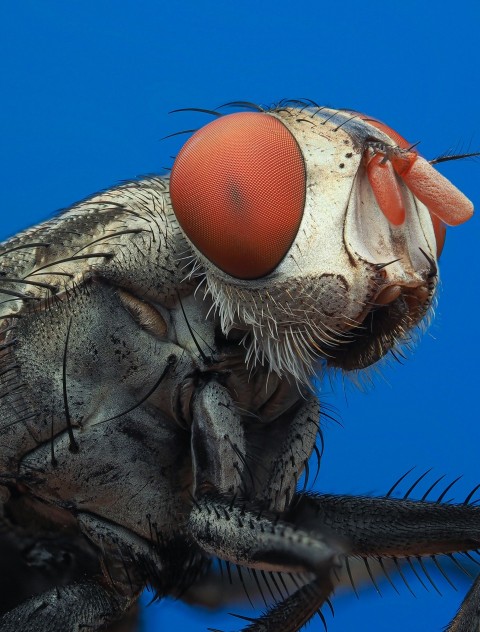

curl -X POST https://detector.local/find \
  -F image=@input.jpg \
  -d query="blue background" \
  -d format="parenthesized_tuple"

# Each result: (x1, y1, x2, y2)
(1, 2, 479, 631)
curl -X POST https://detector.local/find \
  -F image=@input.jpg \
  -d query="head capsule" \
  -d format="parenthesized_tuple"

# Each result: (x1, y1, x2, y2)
(169, 103, 473, 382)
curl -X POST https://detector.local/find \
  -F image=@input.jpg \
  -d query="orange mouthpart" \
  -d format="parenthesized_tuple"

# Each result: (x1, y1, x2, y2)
(360, 113, 471, 255)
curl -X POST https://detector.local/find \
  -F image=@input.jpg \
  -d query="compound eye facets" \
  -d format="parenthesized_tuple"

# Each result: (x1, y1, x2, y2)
(170, 112, 306, 279)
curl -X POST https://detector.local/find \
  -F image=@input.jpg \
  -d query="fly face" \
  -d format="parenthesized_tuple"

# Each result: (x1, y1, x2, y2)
(170, 106, 472, 381)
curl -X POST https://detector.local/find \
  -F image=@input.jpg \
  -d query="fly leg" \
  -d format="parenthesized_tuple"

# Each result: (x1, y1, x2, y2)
(288, 493, 480, 630)
(446, 574, 480, 631)
(191, 380, 248, 496)
(189, 390, 342, 631)
(254, 396, 320, 513)
(0, 581, 132, 632)
(233, 574, 334, 632)
(192, 379, 320, 511)
(188, 494, 341, 576)
(288, 493, 480, 558)
(0, 494, 135, 632)
(187, 494, 342, 631)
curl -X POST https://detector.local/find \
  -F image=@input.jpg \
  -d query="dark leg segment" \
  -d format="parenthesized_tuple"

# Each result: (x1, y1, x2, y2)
(446, 574, 480, 632)
(188, 494, 342, 576)
(256, 397, 320, 513)
(289, 493, 480, 631)
(0, 581, 131, 632)
(289, 494, 480, 557)
(191, 381, 247, 496)
(188, 494, 339, 631)
(237, 574, 334, 632)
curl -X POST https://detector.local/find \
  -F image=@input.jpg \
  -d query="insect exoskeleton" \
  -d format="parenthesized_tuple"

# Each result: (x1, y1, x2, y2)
(0, 101, 477, 632)
(169, 106, 468, 380)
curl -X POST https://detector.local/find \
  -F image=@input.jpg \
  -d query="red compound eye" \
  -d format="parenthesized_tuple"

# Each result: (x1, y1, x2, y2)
(170, 112, 306, 279)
